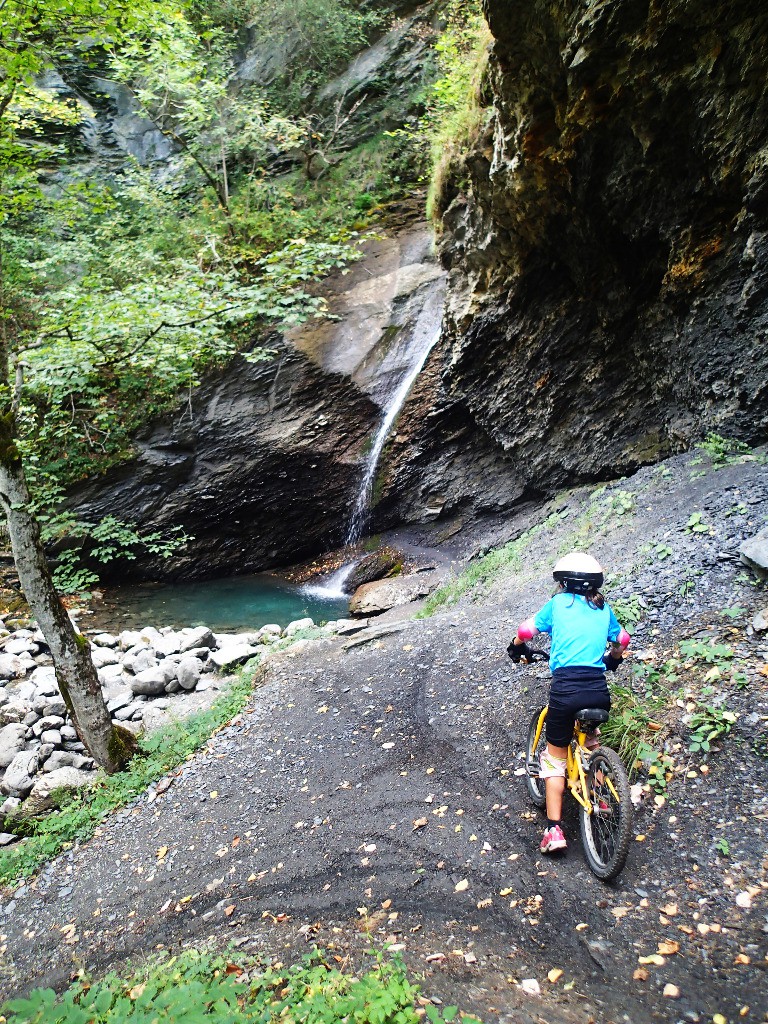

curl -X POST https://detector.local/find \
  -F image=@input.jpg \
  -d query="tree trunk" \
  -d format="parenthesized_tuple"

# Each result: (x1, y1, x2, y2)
(0, 424, 134, 773)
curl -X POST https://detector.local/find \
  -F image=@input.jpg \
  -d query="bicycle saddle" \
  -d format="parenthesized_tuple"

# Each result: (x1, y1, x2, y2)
(576, 708, 609, 725)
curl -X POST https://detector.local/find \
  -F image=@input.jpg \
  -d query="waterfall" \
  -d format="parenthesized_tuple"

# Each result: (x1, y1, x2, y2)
(345, 323, 441, 546)
(301, 322, 441, 602)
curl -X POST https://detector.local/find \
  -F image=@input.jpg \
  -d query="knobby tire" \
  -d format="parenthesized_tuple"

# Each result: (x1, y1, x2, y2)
(525, 707, 547, 809)
(579, 746, 633, 881)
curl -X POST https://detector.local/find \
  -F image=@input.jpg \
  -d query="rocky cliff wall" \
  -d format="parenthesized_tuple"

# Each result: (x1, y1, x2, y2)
(376, 0, 768, 530)
(72, 338, 378, 582)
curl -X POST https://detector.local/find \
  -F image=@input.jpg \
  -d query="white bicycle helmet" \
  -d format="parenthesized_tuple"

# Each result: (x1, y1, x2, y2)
(553, 552, 604, 594)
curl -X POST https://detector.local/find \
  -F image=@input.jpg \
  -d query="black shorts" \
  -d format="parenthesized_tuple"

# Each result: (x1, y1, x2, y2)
(545, 667, 611, 748)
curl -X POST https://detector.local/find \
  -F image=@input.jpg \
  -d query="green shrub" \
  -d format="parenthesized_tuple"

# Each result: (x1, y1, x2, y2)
(424, 0, 492, 222)
(3, 946, 472, 1024)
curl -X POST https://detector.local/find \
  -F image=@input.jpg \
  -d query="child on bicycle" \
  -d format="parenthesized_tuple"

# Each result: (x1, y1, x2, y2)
(509, 552, 630, 854)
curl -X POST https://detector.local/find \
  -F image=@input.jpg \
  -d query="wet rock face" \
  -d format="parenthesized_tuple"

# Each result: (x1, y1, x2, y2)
(72, 339, 378, 581)
(383, 0, 768, 523)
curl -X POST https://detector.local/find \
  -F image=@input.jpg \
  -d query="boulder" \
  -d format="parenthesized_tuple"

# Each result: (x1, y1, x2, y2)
(98, 663, 124, 686)
(107, 688, 134, 712)
(1, 749, 40, 796)
(129, 668, 167, 696)
(208, 645, 258, 670)
(32, 715, 65, 737)
(159, 660, 179, 684)
(0, 654, 26, 681)
(91, 646, 120, 669)
(40, 750, 93, 773)
(349, 574, 435, 617)
(42, 699, 67, 718)
(4, 638, 39, 657)
(28, 665, 58, 695)
(113, 704, 140, 721)
(179, 626, 217, 652)
(284, 618, 314, 637)
(91, 632, 118, 648)
(155, 633, 183, 657)
(119, 627, 162, 651)
(740, 529, 768, 578)
(12, 681, 37, 701)
(142, 705, 173, 734)
(21, 767, 95, 816)
(255, 624, 282, 644)
(40, 729, 62, 746)
(752, 608, 768, 632)
(132, 648, 158, 674)
(346, 547, 405, 590)
(177, 656, 203, 690)
(0, 724, 27, 768)
(0, 796, 20, 815)
(0, 700, 32, 726)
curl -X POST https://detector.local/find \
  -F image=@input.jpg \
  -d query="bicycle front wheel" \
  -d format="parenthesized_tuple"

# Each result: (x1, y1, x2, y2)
(525, 707, 547, 809)
(579, 747, 633, 881)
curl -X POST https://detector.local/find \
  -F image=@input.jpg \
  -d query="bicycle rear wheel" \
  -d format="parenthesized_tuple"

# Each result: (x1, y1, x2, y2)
(579, 747, 632, 881)
(525, 707, 547, 809)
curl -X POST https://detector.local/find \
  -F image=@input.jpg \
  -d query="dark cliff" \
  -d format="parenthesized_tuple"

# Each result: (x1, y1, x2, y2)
(378, 0, 768, 529)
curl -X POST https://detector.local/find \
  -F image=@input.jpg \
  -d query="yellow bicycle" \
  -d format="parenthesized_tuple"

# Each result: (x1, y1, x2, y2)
(526, 703, 633, 880)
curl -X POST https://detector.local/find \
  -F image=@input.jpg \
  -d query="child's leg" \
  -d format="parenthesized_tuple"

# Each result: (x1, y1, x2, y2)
(542, 743, 568, 821)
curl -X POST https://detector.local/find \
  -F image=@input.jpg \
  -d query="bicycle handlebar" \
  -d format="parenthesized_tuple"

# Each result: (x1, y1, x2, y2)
(507, 641, 550, 664)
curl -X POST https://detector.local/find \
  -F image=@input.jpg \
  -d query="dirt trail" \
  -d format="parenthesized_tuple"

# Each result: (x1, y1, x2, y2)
(1, 452, 767, 1023)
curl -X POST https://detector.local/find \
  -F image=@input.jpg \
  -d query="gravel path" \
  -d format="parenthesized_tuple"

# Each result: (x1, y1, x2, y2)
(1, 452, 767, 1024)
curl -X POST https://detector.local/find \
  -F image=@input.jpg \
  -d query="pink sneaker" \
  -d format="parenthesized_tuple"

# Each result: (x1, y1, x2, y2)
(540, 824, 567, 854)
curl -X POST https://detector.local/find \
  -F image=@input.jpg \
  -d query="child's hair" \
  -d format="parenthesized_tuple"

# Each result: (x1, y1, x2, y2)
(555, 581, 606, 609)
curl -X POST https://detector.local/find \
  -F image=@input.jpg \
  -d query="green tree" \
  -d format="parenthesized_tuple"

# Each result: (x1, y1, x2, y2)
(0, 0, 185, 773)
(110, 14, 304, 211)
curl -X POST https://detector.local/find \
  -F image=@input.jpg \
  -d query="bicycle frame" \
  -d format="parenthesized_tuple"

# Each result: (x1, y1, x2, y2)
(530, 706, 621, 815)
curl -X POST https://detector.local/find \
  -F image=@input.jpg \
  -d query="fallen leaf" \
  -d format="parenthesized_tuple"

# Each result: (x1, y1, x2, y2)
(317, 705, 329, 714)
(633, 968, 649, 981)
(224, 905, 235, 917)
(547, 969, 563, 983)
(735, 954, 750, 965)
(225, 963, 243, 976)
(657, 941, 680, 955)
(129, 983, 146, 1000)
(464, 952, 478, 964)
(477, 898, 492, 909)
(455, 879, 469, 892)
(500, 887, 513, 897)
(638, 955, 666, 966)
(413, 817, 428, 831)
(425, 952, 446, 963)
(635, 834, 646, 842)
(403, 645, 414, 652)
(663, 984, 680, 999)
(231, 837, 240, 848)
(209, 791, 218, 799)
(247, 873, 257, 882)
(661, 903, 678, 916)
(612, 907, 629, 919)
(575, 923, 588, 932)
(156, 846, 169, 860)
(426, 767, 435, 775)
